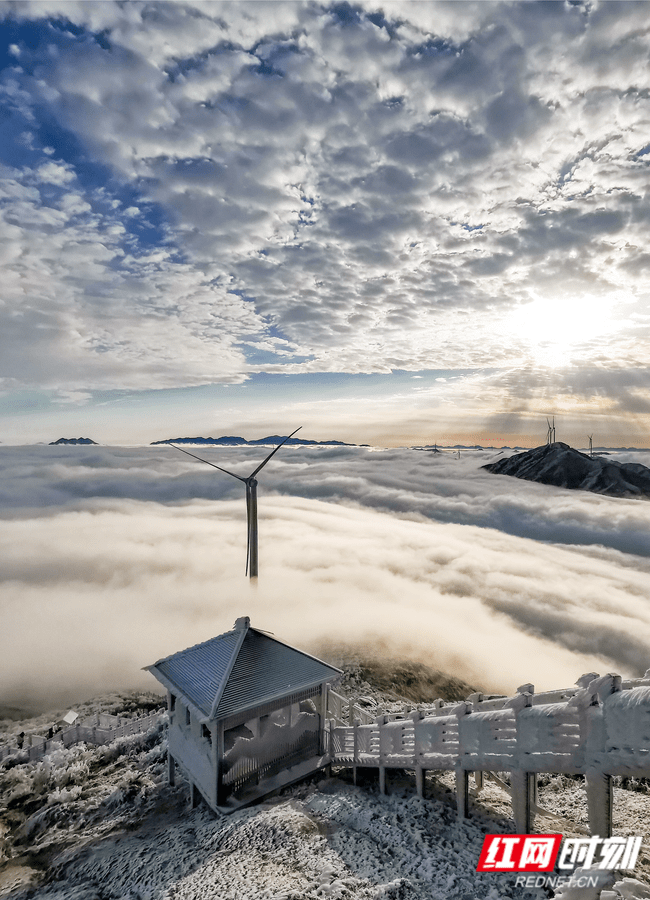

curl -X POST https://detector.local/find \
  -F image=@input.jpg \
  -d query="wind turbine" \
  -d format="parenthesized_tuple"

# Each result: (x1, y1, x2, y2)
(170, 427, 301, 578)
(546, 416, 556, 445)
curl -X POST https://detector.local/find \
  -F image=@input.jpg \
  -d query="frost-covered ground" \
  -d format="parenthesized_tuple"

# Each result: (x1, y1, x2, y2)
(2, 687, 650, 900)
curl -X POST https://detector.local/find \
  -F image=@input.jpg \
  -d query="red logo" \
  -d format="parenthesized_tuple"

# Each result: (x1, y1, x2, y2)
(477, 834, 562, 872)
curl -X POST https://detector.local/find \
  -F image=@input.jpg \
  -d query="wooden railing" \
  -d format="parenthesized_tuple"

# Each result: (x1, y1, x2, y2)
(0, 709, 165, 765)
(327, 689, 378, 726)
(222, 731, 321, 795)
(328, 671, 650, 836)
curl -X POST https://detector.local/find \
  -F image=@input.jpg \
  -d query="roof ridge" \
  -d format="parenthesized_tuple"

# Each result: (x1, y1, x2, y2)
(209, 620, 249, 718)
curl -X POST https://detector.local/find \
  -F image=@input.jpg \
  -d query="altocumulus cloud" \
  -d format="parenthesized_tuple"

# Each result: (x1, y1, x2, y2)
(1, 1, 650, 426)
(2, 445, 650, 712)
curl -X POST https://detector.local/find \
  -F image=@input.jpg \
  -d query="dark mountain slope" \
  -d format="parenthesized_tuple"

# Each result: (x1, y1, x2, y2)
(49, 437, 97, 445)
(482, 442, 650, 498)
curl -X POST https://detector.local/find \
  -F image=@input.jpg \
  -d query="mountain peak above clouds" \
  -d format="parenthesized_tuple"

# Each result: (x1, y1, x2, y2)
(151, 435, 353, 447)
(482, 442, 650, 498)
(49, 437, 98, 445)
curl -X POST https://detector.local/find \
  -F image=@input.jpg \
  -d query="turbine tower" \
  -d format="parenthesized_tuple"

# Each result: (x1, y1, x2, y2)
(171, 427, 301, 578)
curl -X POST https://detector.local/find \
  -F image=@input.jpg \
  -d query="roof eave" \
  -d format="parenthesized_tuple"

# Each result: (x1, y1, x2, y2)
(215, 672, 342, 721)
(144, 664, 211, 723)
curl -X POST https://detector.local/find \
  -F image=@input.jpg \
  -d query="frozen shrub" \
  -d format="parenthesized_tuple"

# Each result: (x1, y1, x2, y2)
(48, 785, 83, 805)
(6, 782, 33, 807)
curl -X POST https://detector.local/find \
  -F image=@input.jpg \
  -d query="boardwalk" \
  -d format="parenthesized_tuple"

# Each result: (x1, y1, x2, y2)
(327, 671, 650, 836)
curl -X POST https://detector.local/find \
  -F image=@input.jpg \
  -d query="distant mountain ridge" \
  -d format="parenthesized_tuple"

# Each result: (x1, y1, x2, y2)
(49, 437, 98, 445)
(151, 435, 355, 447)
(482, 442, 650, 498)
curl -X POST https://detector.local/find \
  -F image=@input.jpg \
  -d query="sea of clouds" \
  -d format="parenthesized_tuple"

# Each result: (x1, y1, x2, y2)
(2, 443, 650, 713)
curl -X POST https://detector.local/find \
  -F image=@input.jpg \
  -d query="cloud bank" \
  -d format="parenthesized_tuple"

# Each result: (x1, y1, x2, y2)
(2, 444, 649, 712)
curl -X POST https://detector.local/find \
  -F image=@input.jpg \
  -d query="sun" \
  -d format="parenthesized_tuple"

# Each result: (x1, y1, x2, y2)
(508, 292, 625, 366)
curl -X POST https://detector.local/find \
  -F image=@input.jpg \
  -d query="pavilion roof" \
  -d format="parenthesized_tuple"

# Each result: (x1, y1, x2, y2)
(146, 616, 342, 722)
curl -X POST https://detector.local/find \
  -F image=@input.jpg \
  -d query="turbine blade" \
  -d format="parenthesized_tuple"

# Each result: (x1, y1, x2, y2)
(248, 427, 302, 478)
(169, 444, 246, 482)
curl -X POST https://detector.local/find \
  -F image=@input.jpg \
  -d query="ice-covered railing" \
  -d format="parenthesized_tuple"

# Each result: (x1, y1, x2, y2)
(0, 708, 165, 765)
(223, 731, 321, 798)
(328, 671, 650, 836)
(327, 690, 383, 727)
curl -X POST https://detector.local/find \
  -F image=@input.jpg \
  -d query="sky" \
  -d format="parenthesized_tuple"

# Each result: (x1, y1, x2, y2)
(3, 443, 650, 713)
(1, 0, 650, 447)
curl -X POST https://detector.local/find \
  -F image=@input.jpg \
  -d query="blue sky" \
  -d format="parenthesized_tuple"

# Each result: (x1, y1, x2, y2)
(1, 1, 650, 446)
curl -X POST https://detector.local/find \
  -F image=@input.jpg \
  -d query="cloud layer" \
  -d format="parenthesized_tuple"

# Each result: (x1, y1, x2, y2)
(1, 1, 650, 430)
(2, 444, 650, 712)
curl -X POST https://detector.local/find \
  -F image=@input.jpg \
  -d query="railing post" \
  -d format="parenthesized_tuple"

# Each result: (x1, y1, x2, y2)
(376, 714, 387, 794)
(454, 701, 471, 820)
(412, 709, 424, 798)
(215, 721, 225, 805)
(319, 683, 328, 755)
(506, 689, 534, 833)
(583, 673, 620, 838)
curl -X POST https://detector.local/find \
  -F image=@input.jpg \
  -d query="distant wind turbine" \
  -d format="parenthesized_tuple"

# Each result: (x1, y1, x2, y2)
(170, 427, 301, 578)
(546, 416, 556, 444)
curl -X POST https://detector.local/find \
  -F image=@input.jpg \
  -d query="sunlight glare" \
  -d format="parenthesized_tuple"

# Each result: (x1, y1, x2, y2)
(509, 292, 624, 366)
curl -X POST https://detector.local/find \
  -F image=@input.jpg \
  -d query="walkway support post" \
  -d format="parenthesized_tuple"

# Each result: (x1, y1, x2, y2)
(586, 770, 613, 839)
(511, 771, 536, 834)
(455, 766, 470, 820)
(415, 766, 424, 799)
